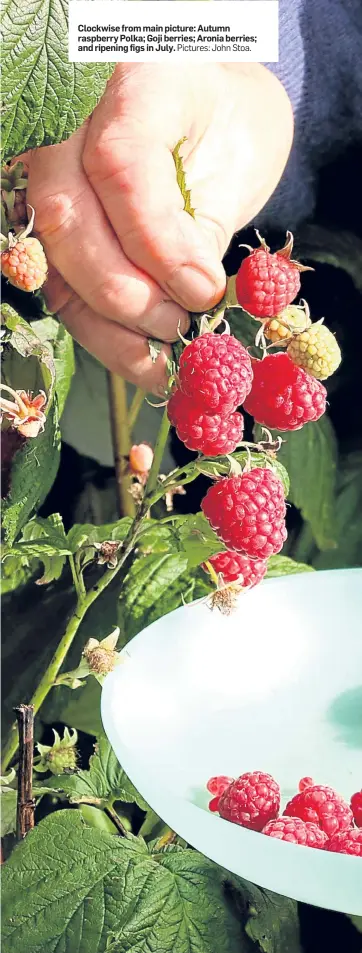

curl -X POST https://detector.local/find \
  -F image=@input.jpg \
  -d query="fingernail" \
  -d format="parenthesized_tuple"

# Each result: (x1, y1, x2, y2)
(165, 264, 224, 311)
(141, 300, 190, 342)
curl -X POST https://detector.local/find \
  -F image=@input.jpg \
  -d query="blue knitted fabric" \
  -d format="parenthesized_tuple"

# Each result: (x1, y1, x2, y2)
(260, 0, 362, 227)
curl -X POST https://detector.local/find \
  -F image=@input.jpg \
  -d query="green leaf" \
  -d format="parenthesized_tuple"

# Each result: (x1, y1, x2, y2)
(0, 788, 17, 837)
(266, 555, 314, 577)
(196, 450, 290, 497)
(1, 399, 61, 543)
(2, 304, 55, 401)
(3, 514, 70, 584)
(313, 451, 362, 568)
(1, 306, 61, 542)
(255, 417, 337, 550)
(226, 876, 302, 953)
(44, 733, 149, 811)
(67, 517, 132, 553)
(30, 317, 75, 418)
(119, 552, 188, 640)
(2, 810, 241, 953)
(1, 0, 114, 161)
(227, 306, 261, 356)
(176, 512, 226, 567)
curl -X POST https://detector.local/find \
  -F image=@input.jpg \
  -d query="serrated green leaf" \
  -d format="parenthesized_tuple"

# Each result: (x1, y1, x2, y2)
(172, 137, 195, 218)
(3, 514, 70, 583)
(196, 450, 290, 497)
(255, 418, 338, 550)
(313, 451, 362, 568)
(176, 511, 226, 567)
(1, 399, 61, 543)
(67, 518, 132, 553)
(2, 810, 241, 953)
(43, 734, 149, 811)
(0, 787, 17, 837)
(2, 304, 55, 401)
(266, 555, 314, 577)
(1, 0, 114, 161)
(30, 317, 75, 418)
(227, 876, 302, 953)
(119, 552, 188, 640)
(1, 306, 61, 542)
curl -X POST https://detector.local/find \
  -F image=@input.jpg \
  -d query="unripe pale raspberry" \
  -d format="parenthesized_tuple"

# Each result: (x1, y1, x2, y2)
(264, 304, 312, 345)
(235, 233, 304, 318)
(129, 443, 154, 475)
(178, 332, 253, 416)
(203, 550, 268, 587)
(284, 785, 353, 838)
(219, 771, 280, 832)
(1, 237, 47, 292)
(263, 817, 328, 849)
(327, 829, 362, 856)
(287, 322, 341, 380)
(243, 353, 327, 431)
(201, 467, 287, 558)
(167, 388, 244, 456)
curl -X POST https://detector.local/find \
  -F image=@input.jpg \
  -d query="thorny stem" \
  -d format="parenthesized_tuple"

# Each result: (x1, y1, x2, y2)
(107, 372, 136, 519)
(128, 387, 146, 432)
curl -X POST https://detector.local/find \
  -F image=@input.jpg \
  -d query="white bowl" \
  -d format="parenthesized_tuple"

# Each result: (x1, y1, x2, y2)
(101, 568, 362, 914)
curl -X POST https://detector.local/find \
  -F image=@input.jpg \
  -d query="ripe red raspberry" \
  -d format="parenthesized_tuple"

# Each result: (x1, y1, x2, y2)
(206, 775, 234, 797)
(208, 796, 221, 813)
(218, 771, 280, 832)
(203, 550, 268, 587)
(351, 791, 362, 827)
(235, 233, 303, 318)
(284, 785, 353, 838)
(327, 829, 362, 856)
(263, 816, 328, 849)
(298, 777, 315, 793)
(167, 389, 244, 456)
(178, 333, 253, 416)
(1, 237, 47, 292)
(243, 353, 327, 431)
(201, 467, 287, 558)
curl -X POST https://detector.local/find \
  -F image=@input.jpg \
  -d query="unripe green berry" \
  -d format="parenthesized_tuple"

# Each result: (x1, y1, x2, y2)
(287, 322, 341, 380)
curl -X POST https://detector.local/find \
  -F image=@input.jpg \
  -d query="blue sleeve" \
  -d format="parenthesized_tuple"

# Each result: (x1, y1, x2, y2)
(259, 0, 362, 228)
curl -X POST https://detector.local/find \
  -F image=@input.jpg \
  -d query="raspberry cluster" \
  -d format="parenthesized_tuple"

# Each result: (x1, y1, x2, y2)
(233, 232, 340, 429)
(205, 772, 361, 855)
(168, 332, 252, 456)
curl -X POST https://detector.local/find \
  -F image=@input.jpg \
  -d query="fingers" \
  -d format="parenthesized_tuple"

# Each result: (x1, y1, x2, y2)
(83, 65, 226, 312)
(27, 129, 189, 342)
(44, 267, 170, 394)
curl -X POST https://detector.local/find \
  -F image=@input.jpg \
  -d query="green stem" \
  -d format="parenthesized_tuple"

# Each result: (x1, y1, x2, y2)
(69, 554, 85, 601)
(1, 520, 142, 773)
(128, 387, 145, 432)
(107, 372, 135, 519)
(144, 408, 171, 498)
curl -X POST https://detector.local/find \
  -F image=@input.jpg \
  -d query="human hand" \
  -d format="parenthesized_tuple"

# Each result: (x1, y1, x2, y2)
(26, 63, 293, 393)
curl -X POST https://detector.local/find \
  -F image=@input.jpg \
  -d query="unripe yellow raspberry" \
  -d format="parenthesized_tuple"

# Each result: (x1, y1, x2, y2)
(264, 304, 311, 345)
(287, 321, 341, 381)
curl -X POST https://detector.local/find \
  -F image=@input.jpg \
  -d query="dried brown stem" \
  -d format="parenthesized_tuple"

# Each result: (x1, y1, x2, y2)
(15, 704, 35, 840)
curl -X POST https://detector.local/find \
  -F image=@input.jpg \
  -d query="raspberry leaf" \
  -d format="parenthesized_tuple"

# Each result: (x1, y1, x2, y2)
(2, 810, 241, 953)
(30, 317, 75, 418)
(43, 733, 149, 811)
(118, 553, 189, 640)
(266, 555, 314, 577)
(0, 0, 114, 161)
(255, 417, 338, 550)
